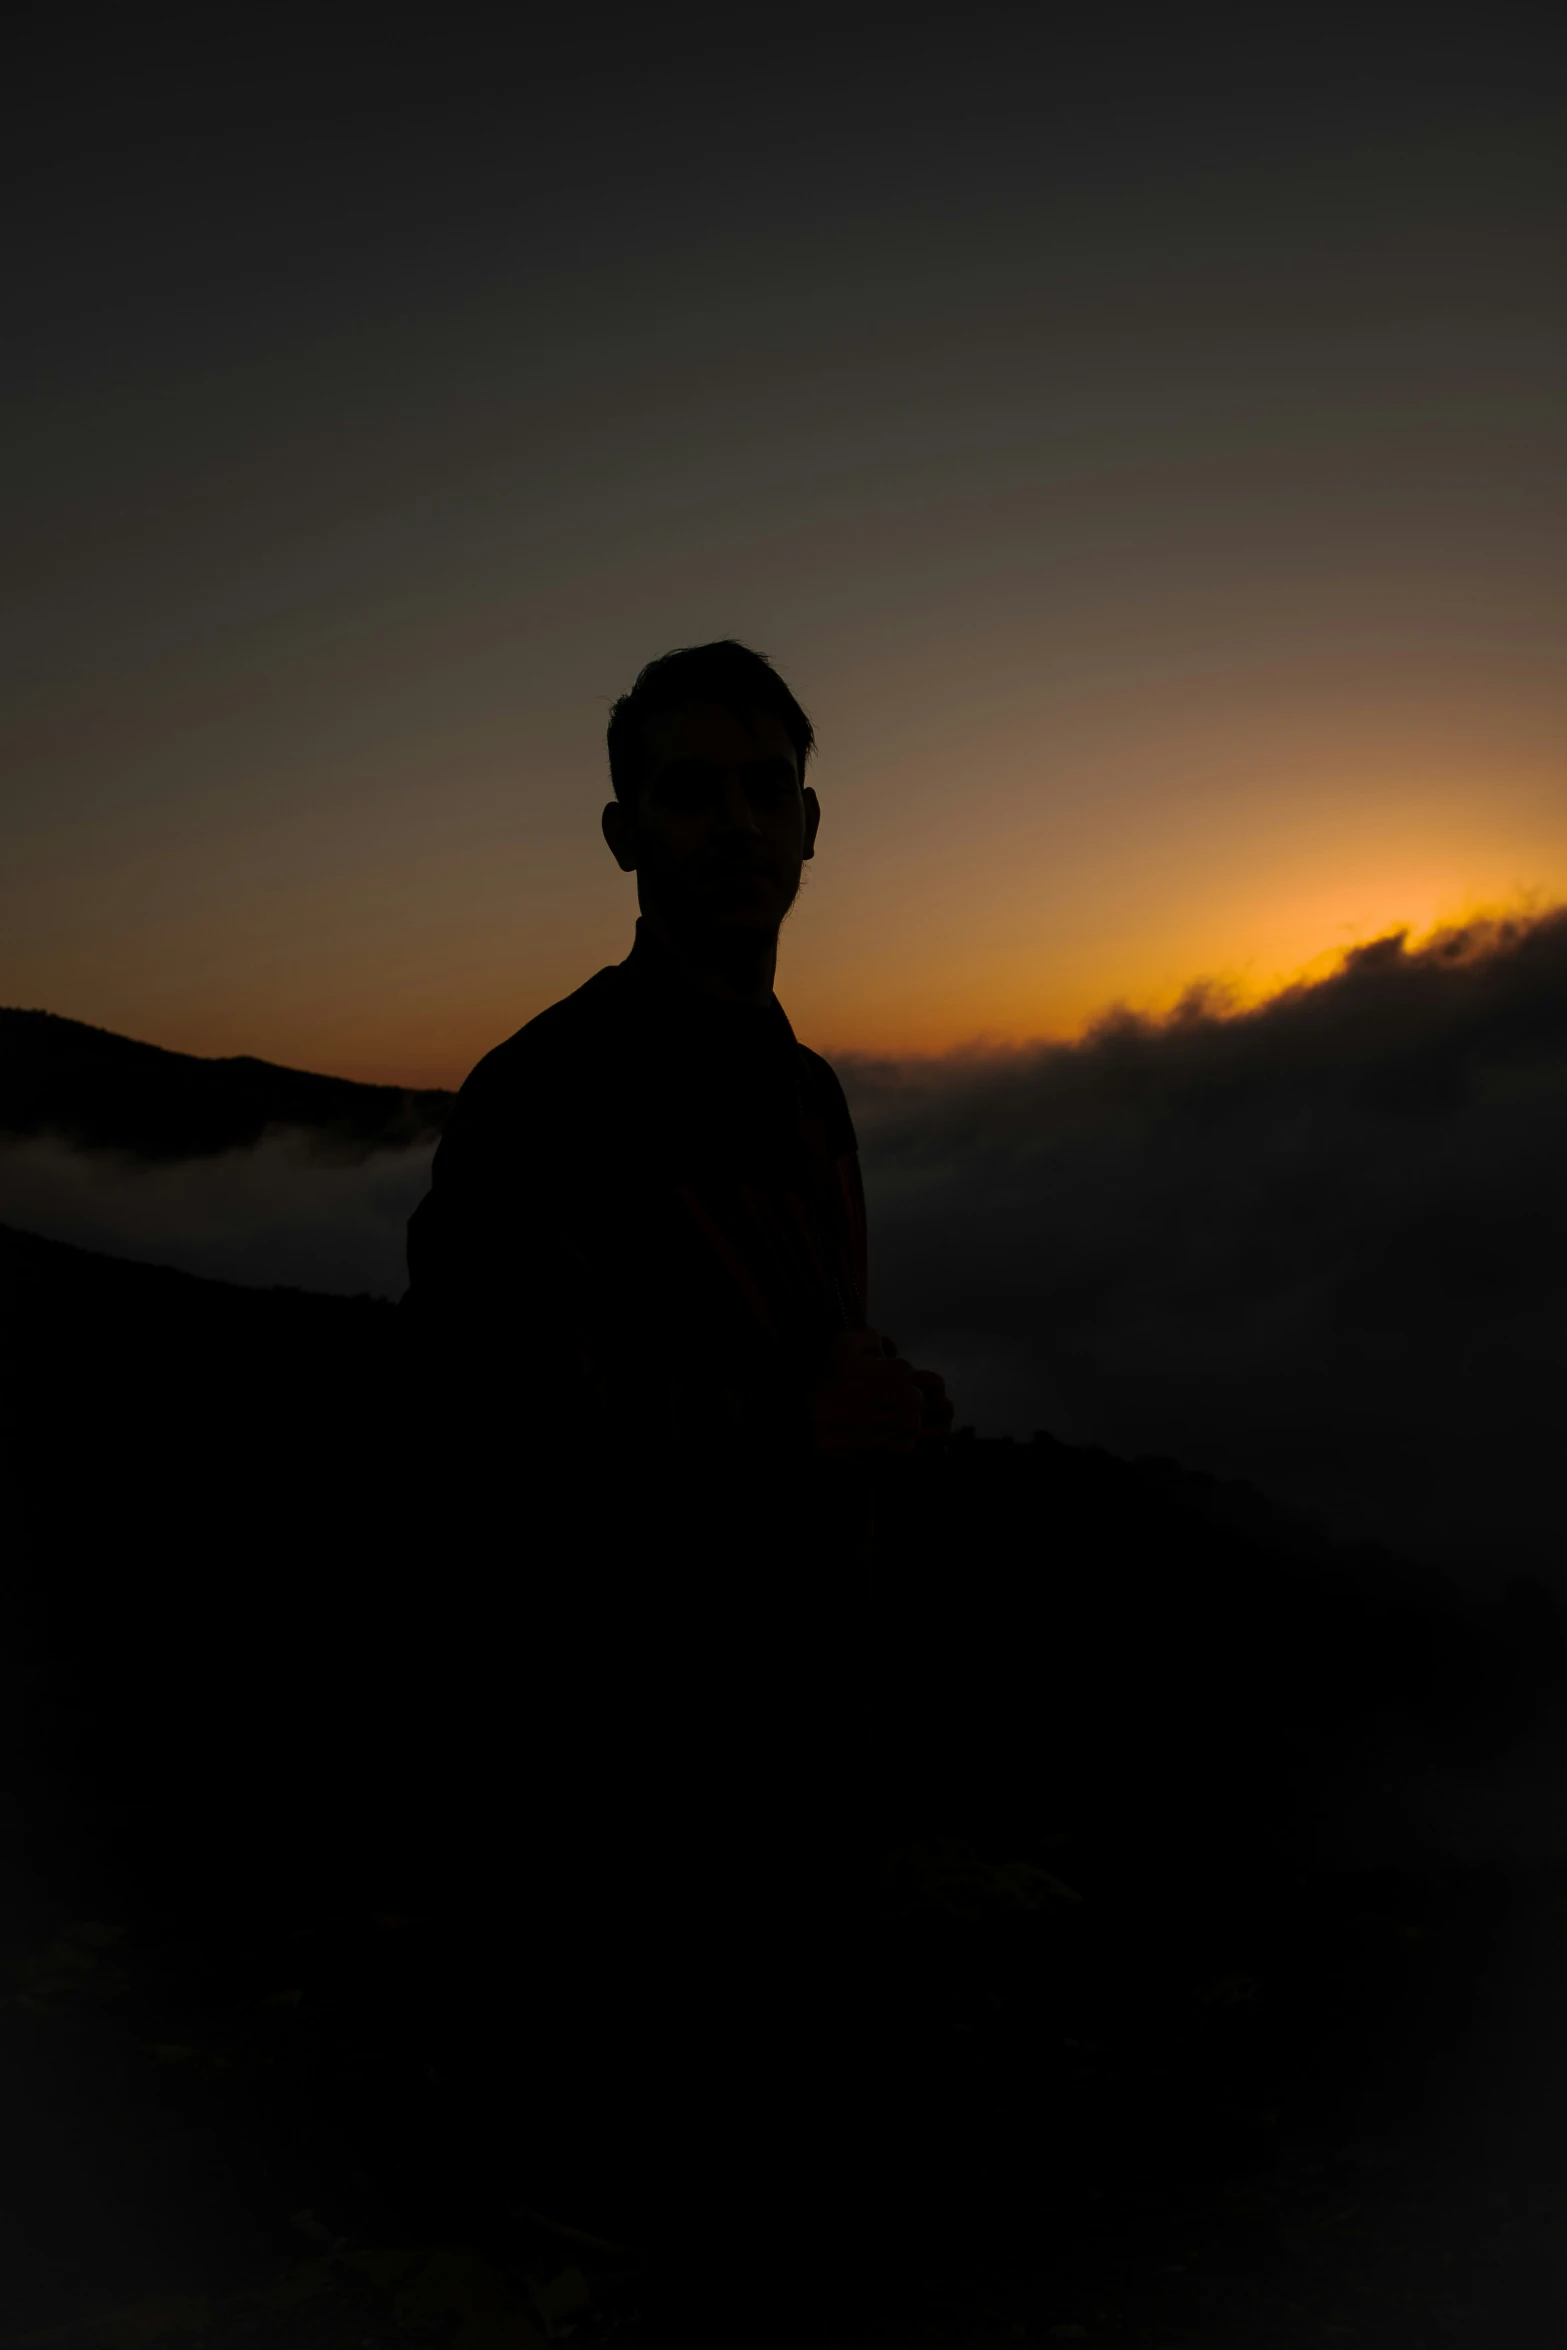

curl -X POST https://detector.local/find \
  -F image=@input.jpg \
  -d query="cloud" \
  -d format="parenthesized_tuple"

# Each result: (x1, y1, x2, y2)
(9, 906, 1565, 1589)
(843, 907, 1567, 1587)
(0, 1127, 434, 1300)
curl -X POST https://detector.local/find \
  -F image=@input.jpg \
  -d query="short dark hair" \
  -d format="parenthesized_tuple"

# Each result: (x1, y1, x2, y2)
(606, 639, 816, 807)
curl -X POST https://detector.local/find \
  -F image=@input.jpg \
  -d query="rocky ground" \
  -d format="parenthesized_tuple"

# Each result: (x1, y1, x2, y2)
(6, 1731, 1567, 2348)
(5, 1221, 1567, 2346)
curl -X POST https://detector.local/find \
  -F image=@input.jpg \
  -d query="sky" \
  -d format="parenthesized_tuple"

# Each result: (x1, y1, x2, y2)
(6, 12, 1566, 1087)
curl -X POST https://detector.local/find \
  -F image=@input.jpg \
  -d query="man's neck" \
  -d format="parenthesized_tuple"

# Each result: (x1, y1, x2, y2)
(637, 907, 778, 1008)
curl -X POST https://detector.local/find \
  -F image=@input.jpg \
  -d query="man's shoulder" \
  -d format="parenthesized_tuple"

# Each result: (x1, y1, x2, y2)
(471, 962, 634, 1083)
(443, 965, 633, 1140)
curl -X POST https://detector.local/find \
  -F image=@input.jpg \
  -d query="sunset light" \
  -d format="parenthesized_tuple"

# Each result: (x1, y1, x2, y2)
(8, 22, 1567, 2339)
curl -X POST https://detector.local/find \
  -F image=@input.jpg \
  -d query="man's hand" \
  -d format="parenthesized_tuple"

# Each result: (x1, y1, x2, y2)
(806, 1326, 954, 1460)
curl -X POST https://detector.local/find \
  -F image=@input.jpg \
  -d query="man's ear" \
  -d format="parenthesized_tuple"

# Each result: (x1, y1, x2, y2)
(803, 784, 821, 862)
(602, 798, 638, 873)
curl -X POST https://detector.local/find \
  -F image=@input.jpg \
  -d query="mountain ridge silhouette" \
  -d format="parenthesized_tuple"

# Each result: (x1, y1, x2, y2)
(0, 1007, 453, 1160)
(4, 1211, 1555, 1816)
(6, 1212, 1567, 2338)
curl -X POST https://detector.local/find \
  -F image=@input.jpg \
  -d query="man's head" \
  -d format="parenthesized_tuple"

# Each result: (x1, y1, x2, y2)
(602, 642, 820, 963)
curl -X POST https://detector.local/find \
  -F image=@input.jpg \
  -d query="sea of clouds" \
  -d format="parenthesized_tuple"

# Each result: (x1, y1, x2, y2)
(5, 905, 1565, 1585)
(846, 907, 1567, 1586)
(0, 1127, 435, 1300)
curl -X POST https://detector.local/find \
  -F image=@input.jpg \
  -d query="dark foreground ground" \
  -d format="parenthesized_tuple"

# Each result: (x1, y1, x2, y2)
(5, 1219, 1567, 2346)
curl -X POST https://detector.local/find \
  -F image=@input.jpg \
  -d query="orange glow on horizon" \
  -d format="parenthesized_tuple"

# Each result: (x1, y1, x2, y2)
(19, 711, 1566, 1090)
(792, 882, 1567, 1071)
(105, 879, 1563, 1094)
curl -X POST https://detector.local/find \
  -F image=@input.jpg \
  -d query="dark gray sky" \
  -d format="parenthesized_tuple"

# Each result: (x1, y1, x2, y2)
(7, 9, 1565, 1081)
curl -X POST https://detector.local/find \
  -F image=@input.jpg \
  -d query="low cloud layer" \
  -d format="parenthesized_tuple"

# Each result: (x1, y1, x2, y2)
(8, 907, 1565, 1586)
(0, 1128, 434, 1300)
(843, 908, 1567, 1587)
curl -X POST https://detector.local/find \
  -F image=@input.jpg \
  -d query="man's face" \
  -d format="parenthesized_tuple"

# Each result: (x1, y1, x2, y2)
(603, 701, 820, 943)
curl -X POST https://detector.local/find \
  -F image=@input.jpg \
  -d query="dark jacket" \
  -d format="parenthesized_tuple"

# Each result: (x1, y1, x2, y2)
(399, 915, 876, 1721)
(405, 912, 866, 1451)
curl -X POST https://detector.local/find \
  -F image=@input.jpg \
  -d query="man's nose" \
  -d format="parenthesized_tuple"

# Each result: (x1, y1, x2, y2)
(714, 773, 763, 832)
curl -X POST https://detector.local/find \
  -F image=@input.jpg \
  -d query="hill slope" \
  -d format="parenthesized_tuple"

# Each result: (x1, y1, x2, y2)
(5, 1220, 1567, 2346)
(0, 1008, 453, 1159)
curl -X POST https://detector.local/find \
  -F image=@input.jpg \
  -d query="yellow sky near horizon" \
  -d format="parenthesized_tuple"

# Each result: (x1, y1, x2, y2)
(240, 879, 1567, 1090)
(11, 650, 1564, 1091)
(26, 840, 1562, 1096)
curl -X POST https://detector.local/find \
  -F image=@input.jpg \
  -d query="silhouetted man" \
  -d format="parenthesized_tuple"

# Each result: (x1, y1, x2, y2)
(405, 640, 949, 1513)
(400, 640, 951, 2325)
